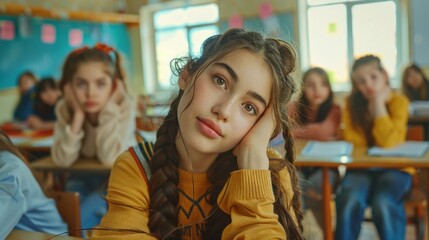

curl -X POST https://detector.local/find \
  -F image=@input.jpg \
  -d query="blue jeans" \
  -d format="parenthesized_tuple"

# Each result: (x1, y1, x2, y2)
(335, 169, 412, 240)
(66, 174, 108, 236)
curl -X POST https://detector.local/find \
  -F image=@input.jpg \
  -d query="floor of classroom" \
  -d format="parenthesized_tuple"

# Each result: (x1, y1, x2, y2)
(302, 210, 424, 240)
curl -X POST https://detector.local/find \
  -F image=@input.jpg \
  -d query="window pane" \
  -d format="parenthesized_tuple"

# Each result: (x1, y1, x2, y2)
(352, 2, 397, 77)
(154, 4, 218, 29)
(155, 29, 188, 88)
(189, 25, 218, 57)
(154, 8, 185, 29)
(308, 4, 349, 90)
(186, 4, 219, 26)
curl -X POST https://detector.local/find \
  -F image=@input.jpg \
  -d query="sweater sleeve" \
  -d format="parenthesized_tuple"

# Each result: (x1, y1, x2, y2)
(95, 96, 137, 167)
(51, 100, 84, 167)
(292, 105, 341, 141)
(218, 170, 286, 240)
(372, 94, 409, 147)
(91, 150, 156, 239)
(0, 161, 27, 239)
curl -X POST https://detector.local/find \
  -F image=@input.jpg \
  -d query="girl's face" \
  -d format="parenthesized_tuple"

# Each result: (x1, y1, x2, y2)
(41, 87, 61, 106)
(72, 62, 114, 113)
(303, 73, 330, 107)
(353, 62, 388, 99)
(406, 68, 424, 89)
(177, 49, 272, 160)
(19, 75, 36, 94)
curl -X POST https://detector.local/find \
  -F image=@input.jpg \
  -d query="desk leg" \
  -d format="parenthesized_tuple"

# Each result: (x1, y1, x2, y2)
(322, 167, 333, 240)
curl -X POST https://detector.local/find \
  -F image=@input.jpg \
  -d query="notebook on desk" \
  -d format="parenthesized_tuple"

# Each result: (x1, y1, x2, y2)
(301, 141, 353, 157)
(368, 141, 429, 158)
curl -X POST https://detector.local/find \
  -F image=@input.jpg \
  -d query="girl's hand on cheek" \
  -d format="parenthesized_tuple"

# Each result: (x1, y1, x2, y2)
(233, 105, 275, 170)
(64, 84, 84, 115)
(111, 80, 125, 104)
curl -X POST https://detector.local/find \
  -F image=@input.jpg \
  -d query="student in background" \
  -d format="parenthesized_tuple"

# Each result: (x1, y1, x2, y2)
(92, 29, 304, 239)
(27, 77, 61, 130)
(13, 71, 38, 121)
(51, 43, 136, 232)
(336, 55, 412, 240)
(0, 130, 67, 239)
(402, 63, 429, 101)
(290, 67, 341, 230)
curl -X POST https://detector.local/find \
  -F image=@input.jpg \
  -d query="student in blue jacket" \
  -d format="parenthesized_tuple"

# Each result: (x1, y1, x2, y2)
(0, 130, 67, 238)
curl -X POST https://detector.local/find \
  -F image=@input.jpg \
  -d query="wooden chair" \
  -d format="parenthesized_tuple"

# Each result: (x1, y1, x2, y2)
(47, 191, 81, 237)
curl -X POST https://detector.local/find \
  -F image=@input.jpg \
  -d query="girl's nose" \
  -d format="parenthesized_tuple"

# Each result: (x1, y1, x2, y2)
(212, 99, 233, 122)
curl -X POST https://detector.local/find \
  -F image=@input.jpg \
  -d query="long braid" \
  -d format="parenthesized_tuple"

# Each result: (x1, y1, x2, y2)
(148, 93, 183, 239)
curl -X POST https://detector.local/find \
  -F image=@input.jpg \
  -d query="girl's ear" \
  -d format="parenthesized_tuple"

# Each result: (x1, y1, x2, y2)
(178, 68, 190, 90)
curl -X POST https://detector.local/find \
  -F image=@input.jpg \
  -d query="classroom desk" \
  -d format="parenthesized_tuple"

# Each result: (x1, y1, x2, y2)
(409, 115, 429, 141)
(6, 229, 83, 240)
(31, 156, 112, 174)
(31, 156, 111, 191)
(292, 140, 429, 240)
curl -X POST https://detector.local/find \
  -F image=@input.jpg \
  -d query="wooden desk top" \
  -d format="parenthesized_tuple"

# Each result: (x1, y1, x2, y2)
(6, 229, 83, 240)
(288, 140, 429, 169)
(31, 156, 111, 174)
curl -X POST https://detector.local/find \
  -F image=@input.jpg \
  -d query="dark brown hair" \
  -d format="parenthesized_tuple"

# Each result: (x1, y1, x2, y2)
(17, 71, 38, 95)
(0, 130, 30, 169)
(148, 29, 303, 239)
(297, 67, 334, 124)
(58, 44, 126, 92)
(402, 63, 429, 101)
(348, 55, 387, 145)
(33, 77, 59, 118)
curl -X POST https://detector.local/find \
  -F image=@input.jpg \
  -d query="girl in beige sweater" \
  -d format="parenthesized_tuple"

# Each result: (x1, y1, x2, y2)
(51, 43, 136, 234)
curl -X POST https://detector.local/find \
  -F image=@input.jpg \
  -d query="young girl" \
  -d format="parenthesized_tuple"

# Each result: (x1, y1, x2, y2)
(0, 130, 67, 238)
(402, 63, 429, 101)
(13, 71, 38, 121)
(51, 43, 136, 231)
(27, 77, 61, 130)
(336, 55, 412, 240)
(291, 67, 341, 230)
(92, 29, 303, 239)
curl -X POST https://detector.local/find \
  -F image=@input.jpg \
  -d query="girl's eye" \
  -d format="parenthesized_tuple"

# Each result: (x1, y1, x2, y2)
(243, 103, 257, 115)
(76, 80, 86, 88)
(97, 81, 107, 88)
(213, 76, 227, 89)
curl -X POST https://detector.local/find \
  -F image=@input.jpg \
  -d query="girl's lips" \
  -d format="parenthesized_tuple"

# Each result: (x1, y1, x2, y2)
(196, 117, 222, 138)
(84, 101, 98, 107)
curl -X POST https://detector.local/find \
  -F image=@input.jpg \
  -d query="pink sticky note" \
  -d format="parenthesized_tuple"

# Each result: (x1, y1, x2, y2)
(259, 2, 273, 19)
(228, 14, 243, 29)
(69, 29, 83, 47)
(41, 24, 56, 44)
(0, 21, 15, 40)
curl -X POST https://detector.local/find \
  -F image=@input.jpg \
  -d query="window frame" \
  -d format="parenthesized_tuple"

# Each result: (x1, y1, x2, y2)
(298, 0, 410, 91)
(140, 0, 218, 97)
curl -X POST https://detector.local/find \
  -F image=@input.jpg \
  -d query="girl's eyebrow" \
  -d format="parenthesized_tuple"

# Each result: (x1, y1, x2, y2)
(213, 62, 267, 108)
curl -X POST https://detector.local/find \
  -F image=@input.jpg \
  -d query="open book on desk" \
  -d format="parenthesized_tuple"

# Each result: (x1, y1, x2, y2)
(301, 141, 353, 157)
(368, 141, 429, 158)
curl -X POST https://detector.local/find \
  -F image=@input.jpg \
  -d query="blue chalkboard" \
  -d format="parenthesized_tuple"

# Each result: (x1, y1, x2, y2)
(219, 13, 294, 43)
(0, 16, 132, 90)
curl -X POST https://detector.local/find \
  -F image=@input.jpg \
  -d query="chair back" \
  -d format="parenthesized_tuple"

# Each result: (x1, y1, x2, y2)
(47, 191, 81, 237)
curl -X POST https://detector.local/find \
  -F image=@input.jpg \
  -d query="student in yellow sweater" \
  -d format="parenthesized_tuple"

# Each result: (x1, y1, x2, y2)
(91, 29, 303, 239)
(335, 55, 411, 240)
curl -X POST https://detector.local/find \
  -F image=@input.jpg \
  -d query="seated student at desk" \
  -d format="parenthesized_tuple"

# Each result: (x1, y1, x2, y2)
(289, 67, 341, 230)
(336, 55, 412, 240)
(0, 130, 67, 239)
(27, 77, 61, 130)
(13, 71, 38, 122)
(402, 63, 429, 101)
(51, 43, 136, 233)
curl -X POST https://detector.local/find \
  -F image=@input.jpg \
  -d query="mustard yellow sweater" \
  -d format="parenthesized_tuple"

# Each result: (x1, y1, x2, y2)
(342, 92, 413, 173)
(91, 147, 297, 240)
